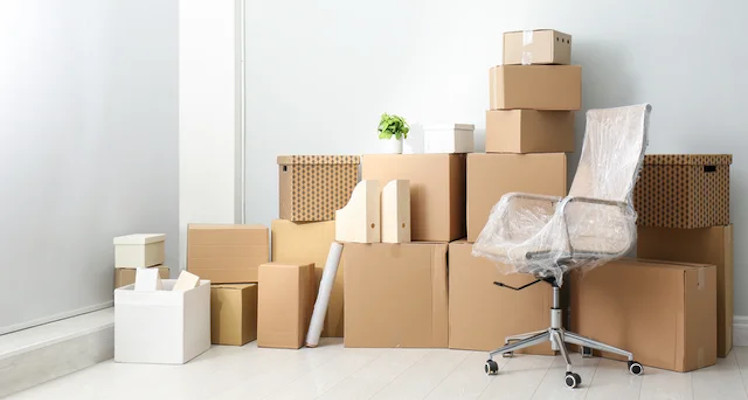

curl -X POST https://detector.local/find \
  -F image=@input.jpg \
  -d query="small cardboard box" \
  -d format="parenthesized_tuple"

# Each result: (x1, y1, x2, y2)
(114, 265, 170, 289)
(449, 241, 553, 354)
(485, 110, 574, 154)
(423, 124, 475, 154)
(113, 234, 165, 268)
(271, 219, 344, 337)
(570, 258, 717, 372)
(114, 279, 211, 364)
(489, 65, 581, 111)
(187, 224, 268, 283)
(257, 262, 315, 349)
(278, 155, 360, 222)
(638, 224, 733, 357)
(361, 154, 466, 242)
(467, 153, 567, 242)
(633, 154, 732, 229)
(343, 242, 448, 348)
(503, 29, 571, 65)
(211, 284, 258, 346)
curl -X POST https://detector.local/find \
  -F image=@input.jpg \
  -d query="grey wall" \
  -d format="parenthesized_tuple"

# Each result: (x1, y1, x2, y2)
(0, 0, 178, 332)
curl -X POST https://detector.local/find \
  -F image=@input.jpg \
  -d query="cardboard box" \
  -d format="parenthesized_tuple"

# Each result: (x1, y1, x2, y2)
(570, 259, 716, 372)
(278, 155, 360, 222)
(633, 154, 731, 229)
(114, 279, 211, 364)
(271, 219, 344, 337)
(211, 284, 258, 346)
(187, 224, 268, 283)
(485, 110, 574, 154)
(343, 242, 448, 348)
(113, 234, 165, 268)
(637, 225, 733, 357)
(114, 265, 170, 289)
(423, 124, 475, 154)
(503, 29, 571, 65)
(257, 262, 315, 349)
(361, 154, 466, 242)
(449, 241, 553, 354)
(489, 65, 581, 111)
(467, 153, 567, 242)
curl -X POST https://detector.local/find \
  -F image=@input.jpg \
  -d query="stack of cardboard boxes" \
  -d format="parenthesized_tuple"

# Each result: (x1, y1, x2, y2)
(113, 234, 169, 288)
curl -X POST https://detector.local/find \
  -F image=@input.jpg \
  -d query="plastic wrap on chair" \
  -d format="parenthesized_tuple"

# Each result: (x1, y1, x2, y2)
(472, 104, 651, 285)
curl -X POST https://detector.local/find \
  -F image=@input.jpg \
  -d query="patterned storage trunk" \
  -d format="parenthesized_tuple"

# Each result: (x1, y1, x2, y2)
(277, 155, 360, 222)
(633, 154, 731, 229)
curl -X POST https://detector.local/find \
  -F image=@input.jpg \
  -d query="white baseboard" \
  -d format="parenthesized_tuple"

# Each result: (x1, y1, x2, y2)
(734, 316, 748, 347)
(0, 300, 113, 336)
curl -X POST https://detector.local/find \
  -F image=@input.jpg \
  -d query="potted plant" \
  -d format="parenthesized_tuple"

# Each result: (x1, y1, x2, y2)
(378, 113, 409, 154)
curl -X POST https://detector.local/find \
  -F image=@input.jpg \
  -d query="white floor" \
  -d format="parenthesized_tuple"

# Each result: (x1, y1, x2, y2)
(9, 339, 748, 400)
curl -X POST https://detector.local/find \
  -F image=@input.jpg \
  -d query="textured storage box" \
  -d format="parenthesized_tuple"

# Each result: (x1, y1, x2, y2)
(634, 154, 731, 228)
(489, 65, 581, 111)
(423, 124, 474, 154)
(503, 29, 571, 65)
(278, 155, 360, 222)
(485, 110, 574, 154)
(113, 234, 165, 268)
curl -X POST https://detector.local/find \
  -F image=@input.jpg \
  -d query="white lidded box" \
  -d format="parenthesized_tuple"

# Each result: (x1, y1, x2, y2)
(114, 279, 211, 364)
(113, 233, 165, 268)
(423, 124, 475, 154)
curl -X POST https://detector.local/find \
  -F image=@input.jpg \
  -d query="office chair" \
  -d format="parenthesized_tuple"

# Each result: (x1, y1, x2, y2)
(472, 104, 652, 389)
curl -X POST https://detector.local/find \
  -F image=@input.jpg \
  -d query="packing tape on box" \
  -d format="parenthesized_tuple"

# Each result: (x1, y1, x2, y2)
(305, 241, 344, 348)
(521, 30, 534, 65)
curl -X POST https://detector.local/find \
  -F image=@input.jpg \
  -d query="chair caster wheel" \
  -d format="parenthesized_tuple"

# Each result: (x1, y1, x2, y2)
(581, 346, 593, 358)
(628, 361, 644, 375)
(502, 351, 513, 358)
(484, 359, 499, 375)
(565, 372, 581, 388)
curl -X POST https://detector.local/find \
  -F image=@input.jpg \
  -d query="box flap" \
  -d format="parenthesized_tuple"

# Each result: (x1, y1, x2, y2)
(643, 154, 732, 166)
(113, 233, 165, 245)
(276, 155, 360, 166)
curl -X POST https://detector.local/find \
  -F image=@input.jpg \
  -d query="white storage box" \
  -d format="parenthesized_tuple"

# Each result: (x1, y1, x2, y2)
(114, 279, 211, 364)
(113, 233, 165, 268)
(423, 124, 474, 154)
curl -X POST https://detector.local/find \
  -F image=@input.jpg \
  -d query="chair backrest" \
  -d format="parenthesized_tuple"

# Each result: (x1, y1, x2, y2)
(568, 104, 652, 203)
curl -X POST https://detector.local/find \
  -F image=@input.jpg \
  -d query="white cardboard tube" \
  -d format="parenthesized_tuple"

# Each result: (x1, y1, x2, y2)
(305, 242, 344, 347)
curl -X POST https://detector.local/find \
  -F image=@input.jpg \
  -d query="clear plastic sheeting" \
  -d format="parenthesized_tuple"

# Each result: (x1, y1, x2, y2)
(472, 104, 652, 286)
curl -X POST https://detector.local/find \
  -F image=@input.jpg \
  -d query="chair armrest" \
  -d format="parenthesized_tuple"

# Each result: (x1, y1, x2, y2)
(502, 192, 563, 204)
(556, 196, 634, 255)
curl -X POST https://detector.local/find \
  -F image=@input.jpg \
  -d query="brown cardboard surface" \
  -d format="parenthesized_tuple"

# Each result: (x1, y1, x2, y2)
(211, 284, 258, 346)
(637, 225, 733, 357)
(570, 258, 717, 372)
(187, 224, 269, 283)
(503, 29, 571, 65)
(467, 153, 567, 242)
(361, 154, 466, 242)
(114, 266, 169, 289)
(485, 110, 574, 154)
(271, 219, 344, 337)
(257, 262, 315, 349)
(449, 241, 553, 354)
(489, 65, 581, 110)
(343, 242, 448, 348)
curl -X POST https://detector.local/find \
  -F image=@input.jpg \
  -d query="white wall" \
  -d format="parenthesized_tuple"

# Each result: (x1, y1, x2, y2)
(0, 0, 178, 333)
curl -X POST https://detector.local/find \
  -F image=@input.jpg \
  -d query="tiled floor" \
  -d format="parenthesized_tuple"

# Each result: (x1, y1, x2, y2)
(10, 339, 748, 399)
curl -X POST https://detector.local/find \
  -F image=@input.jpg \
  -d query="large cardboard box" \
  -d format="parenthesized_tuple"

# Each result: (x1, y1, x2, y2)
(633, 154, 731, 228)
(485, 110, 574, 154)
(271, 219, 344, 337)
(343, 242, 448, 348)
(637, 225, 733, 357)
(467, 153, 567, 242)
(114, 265, 170, 289)
(187, 224, 268, 283)
(503, 29, 571, 65)
(361, 154, 466, 242)
(489, 65, 581, 111)
(257, 262, 315, 349)
(113, 234, 165, 268)
(570, 259, 717, 372)
(449, 241, 553, 354)
(211, 284, 258, 346)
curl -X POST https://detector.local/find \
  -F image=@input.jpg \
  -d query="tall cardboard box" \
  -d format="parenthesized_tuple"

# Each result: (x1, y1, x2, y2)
(361, 154, 466, 242)
(114, 266, 170, 289)
(485, 110, 574, 154)
(449, 241, 553, 354)
(570, 259, 717, 372)
(637, 225, 733, 357)
(503, 29, 572, 65)
(187, 224, 269, 283)
(211, 284, 258, 346)
(467, 153, 567, 242)
(489, 65, 581, 110)
(271, 219, 344, 337)
(343, 242, 448, 348)
(257, 262, 315, 349)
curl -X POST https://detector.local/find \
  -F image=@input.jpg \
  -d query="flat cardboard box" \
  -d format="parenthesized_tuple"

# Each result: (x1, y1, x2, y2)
(361, 154, 466, 242)
(113, 233, 165, 268)
(187, 224, 269, 283)
(343, 242, 448, 348)
(211, 284, 258, 346)
(467, 153, 567, 242)
(637, 225, 733, 357)
(449, 241, 553, 354)
(503, 29, 571, 65)
(570, 258, 717, 372)
(257, 262, 315, 349)
(489, 65, 581, 110)
(271, 219, 344, 337)
(485, 110, 574, 154)
(114, 265, 170, 289)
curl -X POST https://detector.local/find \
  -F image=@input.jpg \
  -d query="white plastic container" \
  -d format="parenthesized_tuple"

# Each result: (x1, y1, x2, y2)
(113, 233, 165, 268)
(114, 279, 211, 364)
(423, 124, 475, 154)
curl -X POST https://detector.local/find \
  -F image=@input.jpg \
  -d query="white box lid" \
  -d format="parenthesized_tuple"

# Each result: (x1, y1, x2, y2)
(422, 123, 475, 132)
(113, 233, 166, 245)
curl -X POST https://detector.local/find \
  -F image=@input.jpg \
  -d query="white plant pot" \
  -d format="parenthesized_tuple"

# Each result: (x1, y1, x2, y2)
(381, 138, 403, 154)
